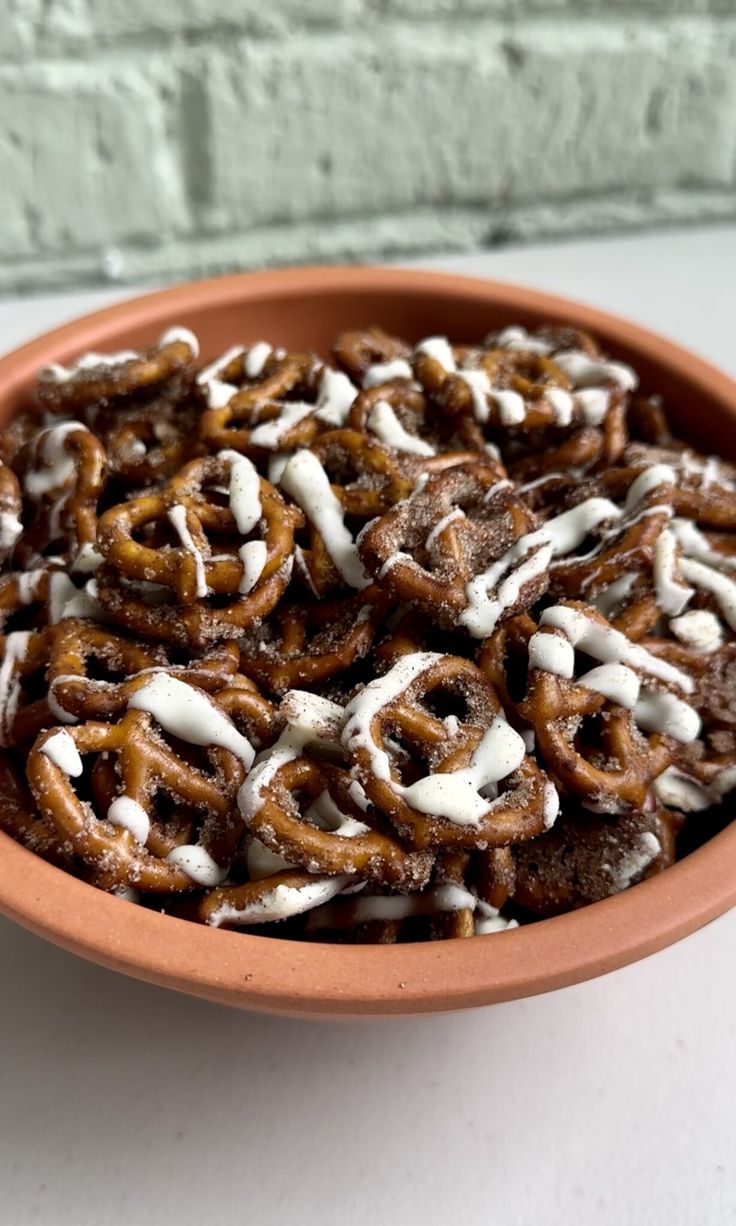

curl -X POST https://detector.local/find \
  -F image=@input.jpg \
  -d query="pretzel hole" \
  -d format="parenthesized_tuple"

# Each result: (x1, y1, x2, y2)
(379, 726, 433, 786)
(81, 652, 133, 684)
(574, 711, 618, 767)
(420, 687, 470, 725)
(3, 606, 41, 636)
(500, 645, 529, 704)
(340, 513, 367, 540)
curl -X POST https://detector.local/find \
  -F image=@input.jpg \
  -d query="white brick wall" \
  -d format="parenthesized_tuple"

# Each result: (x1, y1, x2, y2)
(1, 4, 735, 292)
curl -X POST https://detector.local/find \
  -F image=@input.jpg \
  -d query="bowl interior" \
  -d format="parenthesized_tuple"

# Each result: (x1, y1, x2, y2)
(1, 265, 735, 1017)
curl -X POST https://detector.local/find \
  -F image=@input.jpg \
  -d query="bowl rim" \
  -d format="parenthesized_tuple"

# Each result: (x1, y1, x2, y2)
(1, 262, 734, 1017)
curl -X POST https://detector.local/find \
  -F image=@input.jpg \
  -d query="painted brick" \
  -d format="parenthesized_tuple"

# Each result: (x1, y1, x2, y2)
(37, 0, 368, 45)
(200, 19, 736, 234)
(0, 62, 187, 258)
(0, 0, 41, 57)
(1, 3, 736, 293)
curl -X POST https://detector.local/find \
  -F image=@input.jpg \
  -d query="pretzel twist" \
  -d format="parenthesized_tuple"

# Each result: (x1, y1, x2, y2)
(27, 704, 246, 892)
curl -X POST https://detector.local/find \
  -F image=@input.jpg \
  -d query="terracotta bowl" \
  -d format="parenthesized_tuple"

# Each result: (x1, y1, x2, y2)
(1, 265, 735, 1018)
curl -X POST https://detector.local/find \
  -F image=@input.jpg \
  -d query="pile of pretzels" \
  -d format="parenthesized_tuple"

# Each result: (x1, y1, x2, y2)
(0, 318, 733, 943)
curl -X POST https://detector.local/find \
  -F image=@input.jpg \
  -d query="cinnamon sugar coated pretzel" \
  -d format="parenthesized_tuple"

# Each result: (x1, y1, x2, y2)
(1, 317, 735, 943)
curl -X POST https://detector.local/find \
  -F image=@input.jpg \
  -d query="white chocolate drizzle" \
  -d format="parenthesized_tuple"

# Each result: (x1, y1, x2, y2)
(342, 652, 528, 826)
(167, 504, 208, 599)
(196, 346, 246, 409)
(24, 422, 89, 500)
(166, 845, 228, 887)
(603, 831, 661, 888)
(244, 341, 272, 379)
(363, 359, 414, 388)
(106, 795, 151, 845)
(314, 368, 358, 427)
(367, 401, 435, 456)
(40, 728, 83, 776)
(279, 450, 370, 589)
(129, 672, 255, 767)
(208, 874, 353, 928)
(460, 496, 621, 637)
(0, 630, 31, 747)
(0, 512, 22, 553)
(38, 327, 198, 385)
(529, 607, 700, 743)
(239, 691, 345, 819)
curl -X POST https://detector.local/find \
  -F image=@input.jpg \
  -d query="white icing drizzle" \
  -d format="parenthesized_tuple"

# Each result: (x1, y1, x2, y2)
(475, 913, 519, 934)
(460, 496, 621, 637)
(670, 518, 736, 570)
(543, 780, 560, 829)
(399, 717, 527, 825)
(591, 572, 637, 617)
(438, 329, 636, 427)
(654, 764, 736, 813)
(574, 388, 612, 426)
(0, 630, 31, 747)
(415, 337, 456, 371)
(362, 359, 414, 388)
(531, 607, 700, 743)
(603, 831, 660, 888)
(454, 367, 525, 428)
(308, 882, 518, 934)
(196, 346, 246, 409)
(314, 368, 358, 427)
(653, 528, 693, 616)
(249, 401, 316, 449)
(303, 788, 370, 838)
(106, 795, 151, 845)
(268, 453, 292, 484)
(129, 673, 255, 767)
(72, 542, 105, 575)
(347, 778, 372, 812)
(239, 691, 345, 819)
(342, 652, 527, 826)
(539, 606, 694, 693)
(40, 729, 83, 776)
(168, 505, 208, 599)
(553, 350, 638, 392)
(17, 570, 46, 605)
(38, 327, 197, 385)
(208, 874, 353, 927)
(238, 540, 268, 593)
(489, 326, 554, 355)
(0, 511, 22, 553)
(367, 401, 436, 456)
(24, 422, 89, 500)
(279, 450, 370, 589)
(634, 688, 701, 743)
(246, 838, 295, 881)
(342, 652, 439, 784)
(218, 449, 262, 534)
(579, 663, 641, 708)
(670, 609, 723, 653)
(38, 351, 139, 384)
(528, 631, 575, 679)
(544, 388, 575, 427)
(48, 573, 102, 623)
(158, 326, 200, 358)
(426, 507, 466, 550)
(624, 464, 676, 512)
(679, 450, 735, 492)
(679, 555, 736, 631)
(244, 341, 272, 379)
(166, 844, 228, 887)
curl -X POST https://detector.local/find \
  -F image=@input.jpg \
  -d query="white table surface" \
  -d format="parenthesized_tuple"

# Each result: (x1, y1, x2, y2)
(1, 226, 735, 1226)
